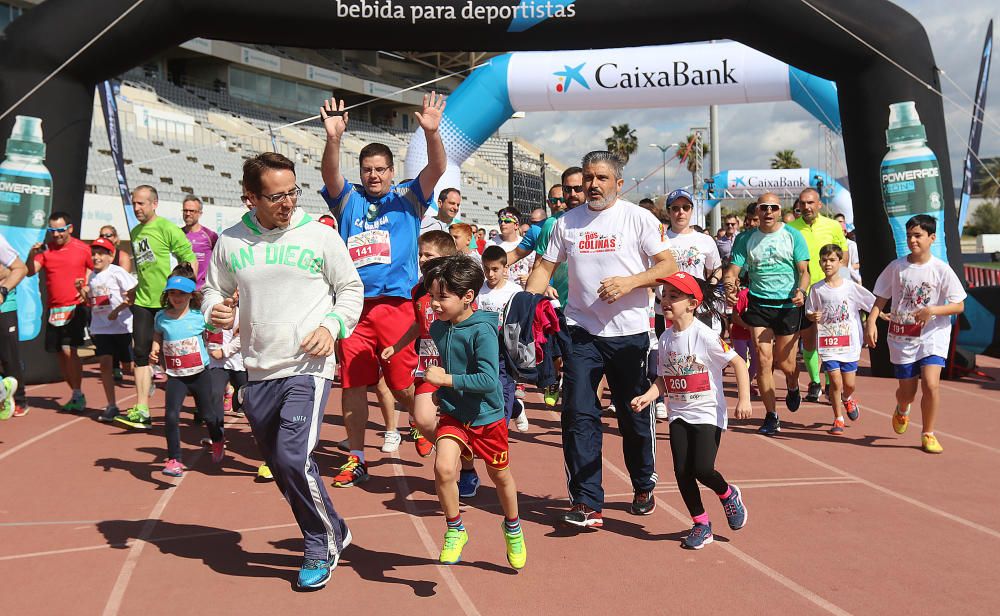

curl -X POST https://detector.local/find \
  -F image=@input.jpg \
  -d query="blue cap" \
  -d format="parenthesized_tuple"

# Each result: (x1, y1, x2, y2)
(164, 276, 196, 294)
(666, 188, 693, 206)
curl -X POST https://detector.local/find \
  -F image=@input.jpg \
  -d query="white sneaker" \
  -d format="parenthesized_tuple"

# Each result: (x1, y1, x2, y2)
(655, 401, 669, 420)
(381, 431, 402, 453)
(513, 404, 530, 432)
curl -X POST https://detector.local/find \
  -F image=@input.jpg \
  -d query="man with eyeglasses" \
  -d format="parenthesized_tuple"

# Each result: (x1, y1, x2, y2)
(320, 93, 447, 483)
(724, 193, 810, 436)
(716, 214, 740, 263)
(789, 188, 848, 402)
(116, 185, 197, 430)
(26, 212, 94, 412)
(181, 195, 218, 290)
(420, 187, 462, 234)
(526, 151, 678, 528)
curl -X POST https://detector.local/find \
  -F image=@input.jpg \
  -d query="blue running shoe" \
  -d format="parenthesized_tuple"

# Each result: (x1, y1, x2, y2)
(458, 469, 480, 499)
(683, 522, 714, 550)
(785, 388, 801, 412)
(297, 558, 332, 589)
(720, 485, 748, 530)
(758, 412, 781, 436)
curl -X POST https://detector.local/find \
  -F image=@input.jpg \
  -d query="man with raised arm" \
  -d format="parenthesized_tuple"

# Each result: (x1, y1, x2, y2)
(319, 93, 448, 485)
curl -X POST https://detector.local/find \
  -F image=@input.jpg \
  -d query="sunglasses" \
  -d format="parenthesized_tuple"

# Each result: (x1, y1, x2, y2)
(548, 197, 566, 204)
(725, 222, 738, 226)
(757, 203, 781, 212)
(47, 225, 71, 233)
(100, 232, 116, 239)
(669, 204, 693, 213)
(498, 217, 519, 224)
(562, 185, 584, 193)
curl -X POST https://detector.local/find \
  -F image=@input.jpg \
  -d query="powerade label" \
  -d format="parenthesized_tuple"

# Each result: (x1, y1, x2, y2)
(880, 157, 948, 261)
(0, 173, 51, 228)
(880, 158, 942, 216)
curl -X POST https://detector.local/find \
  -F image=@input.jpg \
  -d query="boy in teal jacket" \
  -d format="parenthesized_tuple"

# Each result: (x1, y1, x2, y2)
(422, 255, 526, 570)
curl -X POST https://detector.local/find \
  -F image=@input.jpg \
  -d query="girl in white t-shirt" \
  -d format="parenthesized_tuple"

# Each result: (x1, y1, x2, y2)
(631, 272, 752, 550)
(805, 245, 876, 435)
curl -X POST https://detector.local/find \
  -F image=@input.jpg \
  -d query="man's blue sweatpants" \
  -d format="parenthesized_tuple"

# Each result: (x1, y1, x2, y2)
(243, 374, 348, 560)
(561, 326, 657, 512)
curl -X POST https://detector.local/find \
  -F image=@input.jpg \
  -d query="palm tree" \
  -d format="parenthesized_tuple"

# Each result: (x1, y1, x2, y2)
(770, 149, 801, 169)
(605, 124, 638, 166)
(675, 133, 709, 192)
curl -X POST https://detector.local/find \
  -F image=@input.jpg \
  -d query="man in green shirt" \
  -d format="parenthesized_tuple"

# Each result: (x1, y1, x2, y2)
(789, 188, 848, 402)
(725, 193, 810, 436)
(116, 185, 197, 429)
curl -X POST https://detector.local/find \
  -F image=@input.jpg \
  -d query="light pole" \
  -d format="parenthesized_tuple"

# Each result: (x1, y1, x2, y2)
(649, 142, 678, 197)
(631, 177, 640, 193)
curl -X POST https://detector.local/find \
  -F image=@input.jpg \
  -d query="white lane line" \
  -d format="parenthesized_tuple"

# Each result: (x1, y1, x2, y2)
(757, 436, 1000, 540)
(601, 456, 852, 616)
(102, 413, 238, 616)
(858, 404, 1000, 454)
(0, 392, 137, 461)
(938, 380, 1000, 403)
(390, 451, 481, 616)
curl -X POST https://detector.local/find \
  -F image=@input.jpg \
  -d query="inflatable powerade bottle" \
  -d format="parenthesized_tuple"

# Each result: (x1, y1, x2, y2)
(0, 116, 53, 341)
(880, 101, 948, 261)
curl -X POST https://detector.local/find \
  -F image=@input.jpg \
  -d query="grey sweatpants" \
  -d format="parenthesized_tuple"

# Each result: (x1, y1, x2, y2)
(243, 374, 348, 560)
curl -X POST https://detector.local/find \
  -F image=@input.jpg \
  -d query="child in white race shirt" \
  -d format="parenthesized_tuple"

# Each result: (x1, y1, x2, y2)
(78, 238, 136, 422)
(631, 272, 752, 550)
(805, 244, 876, 435)
(478, 245, 526, 431)
(865, 215, 966, 454)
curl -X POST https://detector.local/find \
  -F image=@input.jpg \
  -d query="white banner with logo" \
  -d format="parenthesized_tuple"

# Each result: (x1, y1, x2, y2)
(507, 41, 789, 111)
(725, 168, 811, 192)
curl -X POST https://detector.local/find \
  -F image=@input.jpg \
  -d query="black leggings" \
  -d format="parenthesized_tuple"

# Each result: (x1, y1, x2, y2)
(164, 369, 222, 460)
(131, 305, 159, 367)
(0, 311, 26, 406)
(210, 367, 247, 413)
(669, 419, 729, 518)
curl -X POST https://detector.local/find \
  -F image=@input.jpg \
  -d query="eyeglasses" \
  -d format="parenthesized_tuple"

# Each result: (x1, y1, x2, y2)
(361, 166, 392, 176)
(725, 222, 738, 227)
(47, 225, 70, 233)
(548, 197, 566, 204)
(100, 232, 116, 239)
(562, 185, 584, 193)
(260, 187, 302, 204)
(757, 203, 781, 212)
(669, 204, 693, 213)
(182, 209, 201, 215)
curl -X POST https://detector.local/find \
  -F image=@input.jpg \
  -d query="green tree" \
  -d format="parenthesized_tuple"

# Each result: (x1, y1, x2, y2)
(770, 149, 801, 169)
(967, 200, 1000, 236)
(978, 159, 1000, 200)
(675, 134, 709, 192)
(605, 123, 638, 166)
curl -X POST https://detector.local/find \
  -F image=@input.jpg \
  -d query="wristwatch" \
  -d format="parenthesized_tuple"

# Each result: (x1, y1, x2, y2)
(0, 287, 9, 301)
(794, 287, 807, 297)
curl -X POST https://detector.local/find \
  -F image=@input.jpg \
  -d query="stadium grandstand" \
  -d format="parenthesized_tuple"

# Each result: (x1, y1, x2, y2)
(1, 1, 564, 237)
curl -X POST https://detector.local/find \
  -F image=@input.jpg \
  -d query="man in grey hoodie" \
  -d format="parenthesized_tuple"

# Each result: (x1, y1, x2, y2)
(203, 152, 364, 590)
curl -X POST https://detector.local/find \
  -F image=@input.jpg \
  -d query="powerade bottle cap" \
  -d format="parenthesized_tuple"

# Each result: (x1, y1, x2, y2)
(6, 115, 46, 159)
(886, 101, 926, 144)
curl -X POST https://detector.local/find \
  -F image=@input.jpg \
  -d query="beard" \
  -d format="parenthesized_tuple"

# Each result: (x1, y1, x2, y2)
(588, 192, 617, 211)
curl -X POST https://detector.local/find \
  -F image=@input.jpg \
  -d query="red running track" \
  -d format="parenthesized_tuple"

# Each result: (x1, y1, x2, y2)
(1, 356, 999, 615)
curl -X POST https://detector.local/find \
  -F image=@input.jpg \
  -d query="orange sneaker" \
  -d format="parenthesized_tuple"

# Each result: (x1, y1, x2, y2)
(333, 455, 369, 487)
(891, 406, 910, 435)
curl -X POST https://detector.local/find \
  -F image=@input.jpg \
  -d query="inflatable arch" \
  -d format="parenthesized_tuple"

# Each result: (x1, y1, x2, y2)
(0, 0, 965, 378)
(407, 41, 841, 211)
(705, 168, 853, 224)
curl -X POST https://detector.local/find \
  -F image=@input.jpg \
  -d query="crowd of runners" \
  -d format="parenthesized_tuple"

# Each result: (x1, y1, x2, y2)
(0, 92, 967, 589)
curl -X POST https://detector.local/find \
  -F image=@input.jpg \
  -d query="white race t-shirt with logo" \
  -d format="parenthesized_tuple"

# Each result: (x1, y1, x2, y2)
(544, 199, 670, 337)
(666, 229, 722, 280)
(494, 237, 534, 284)
(805, 279, 876, 363)
(478, 280, 522, 314)
(87, 264, 136, 335)
(657, 320, 737, 429)
(872, 256, 967, 365)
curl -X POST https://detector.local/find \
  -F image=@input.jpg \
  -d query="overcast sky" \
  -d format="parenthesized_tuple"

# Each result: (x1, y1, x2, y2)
(497, 1, 999, 199)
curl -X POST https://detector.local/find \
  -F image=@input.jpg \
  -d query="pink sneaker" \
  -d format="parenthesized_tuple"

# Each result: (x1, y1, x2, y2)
(163, 459, 185, 477)
(211, 440, 225, 464)
(223, 393, 233, 413)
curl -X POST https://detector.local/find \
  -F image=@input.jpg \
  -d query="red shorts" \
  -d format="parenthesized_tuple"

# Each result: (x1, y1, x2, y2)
(414, 378, 439, 396)
(340, 297, 417, 390)
(436, 414, 509, 470)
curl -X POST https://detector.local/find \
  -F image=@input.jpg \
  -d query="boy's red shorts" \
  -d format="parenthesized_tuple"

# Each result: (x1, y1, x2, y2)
(413, 378, 438, 396)
(436, 414, 509, 470)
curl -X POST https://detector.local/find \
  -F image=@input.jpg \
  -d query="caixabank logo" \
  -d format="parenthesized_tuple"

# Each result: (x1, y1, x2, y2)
(554, 57, 739, 93)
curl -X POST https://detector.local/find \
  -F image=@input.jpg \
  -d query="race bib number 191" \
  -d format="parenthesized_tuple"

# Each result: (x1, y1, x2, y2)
(888, 321, 923, 338)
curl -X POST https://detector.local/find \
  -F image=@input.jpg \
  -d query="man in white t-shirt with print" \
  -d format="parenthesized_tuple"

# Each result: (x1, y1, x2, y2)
(526, 151, 678, 528)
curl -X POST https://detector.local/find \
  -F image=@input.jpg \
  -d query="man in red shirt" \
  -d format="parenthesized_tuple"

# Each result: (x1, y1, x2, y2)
(27, 212, 93, 411)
